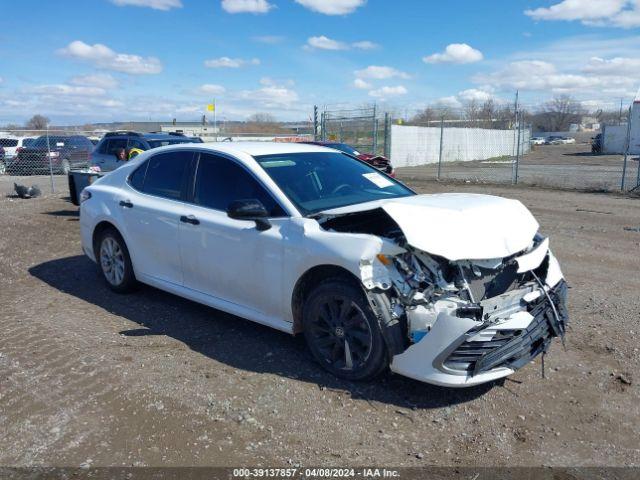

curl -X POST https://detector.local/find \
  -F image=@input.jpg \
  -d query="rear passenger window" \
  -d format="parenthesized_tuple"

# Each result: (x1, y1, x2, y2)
(142, 152, 192, 200)
(194, 153, 285, 217)
(128, 160, 148, 191)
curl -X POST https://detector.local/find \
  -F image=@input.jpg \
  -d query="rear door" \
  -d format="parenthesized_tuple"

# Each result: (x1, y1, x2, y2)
(119, 150, 195, 285)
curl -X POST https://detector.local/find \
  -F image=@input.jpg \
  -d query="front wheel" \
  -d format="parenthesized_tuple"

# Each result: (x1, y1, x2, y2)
(97, 228, 138, 293)
(303, 279, 388, 381)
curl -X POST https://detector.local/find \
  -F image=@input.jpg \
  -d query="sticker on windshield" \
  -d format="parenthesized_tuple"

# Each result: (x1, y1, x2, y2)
(362, 172, 394, 188)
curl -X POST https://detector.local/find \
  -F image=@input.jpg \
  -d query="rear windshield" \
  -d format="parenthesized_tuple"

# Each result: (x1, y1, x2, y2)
(32, 136, 67, 147)
(0, 139, 18, 147)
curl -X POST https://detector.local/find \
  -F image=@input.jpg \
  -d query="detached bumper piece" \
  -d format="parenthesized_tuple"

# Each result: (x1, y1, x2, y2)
(445, 281, 568, 376)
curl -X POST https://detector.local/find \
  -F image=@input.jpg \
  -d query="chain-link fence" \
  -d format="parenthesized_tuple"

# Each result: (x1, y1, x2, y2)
(381, 108, 638, 193)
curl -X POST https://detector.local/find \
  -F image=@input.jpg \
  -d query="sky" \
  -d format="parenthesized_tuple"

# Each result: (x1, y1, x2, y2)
(1, 0, 640, 124)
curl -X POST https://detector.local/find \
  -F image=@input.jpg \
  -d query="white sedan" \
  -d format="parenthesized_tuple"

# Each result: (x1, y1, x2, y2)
(79, 142, 568, 387)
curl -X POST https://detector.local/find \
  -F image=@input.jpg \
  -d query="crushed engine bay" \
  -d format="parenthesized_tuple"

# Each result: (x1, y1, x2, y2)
(317, 205, 568, 386)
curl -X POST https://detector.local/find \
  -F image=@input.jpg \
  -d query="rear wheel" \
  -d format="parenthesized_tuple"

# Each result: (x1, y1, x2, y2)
(303, 279, 388, 381)
(97, 228, 137, 293)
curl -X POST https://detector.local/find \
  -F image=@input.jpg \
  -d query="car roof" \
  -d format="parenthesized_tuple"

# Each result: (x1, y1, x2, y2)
(154, 141, 338, 157)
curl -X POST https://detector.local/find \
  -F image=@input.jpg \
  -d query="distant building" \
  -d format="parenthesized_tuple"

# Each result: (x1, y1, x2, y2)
(602, 99, 640, 154)
(159, 123, 220, 139)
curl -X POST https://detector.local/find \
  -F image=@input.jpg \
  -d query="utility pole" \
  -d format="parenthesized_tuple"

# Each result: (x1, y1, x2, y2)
(619, 98, 624, 125)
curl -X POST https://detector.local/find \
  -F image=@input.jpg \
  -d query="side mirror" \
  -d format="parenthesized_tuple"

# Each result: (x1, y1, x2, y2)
(227, 199, 271, 231)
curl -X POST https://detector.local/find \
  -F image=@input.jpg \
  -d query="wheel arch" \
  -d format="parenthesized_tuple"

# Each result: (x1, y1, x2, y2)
(92, 220, 123, 257)
(291, 264, 361, 334)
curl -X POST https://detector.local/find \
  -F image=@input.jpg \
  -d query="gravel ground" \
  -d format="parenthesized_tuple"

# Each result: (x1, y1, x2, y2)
(0, 179, 639, 468)
(397, 144, 638, 192)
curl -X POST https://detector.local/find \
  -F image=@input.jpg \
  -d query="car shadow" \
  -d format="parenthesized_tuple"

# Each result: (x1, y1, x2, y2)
(29, 255, 497, 409)
(43, 209, 79, 218)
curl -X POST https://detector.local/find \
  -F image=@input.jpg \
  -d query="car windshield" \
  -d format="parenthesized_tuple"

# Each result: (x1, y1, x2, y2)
(328, 143, 361, 156)
(255, 152, 413, 215)
(147, 138, 197, 148)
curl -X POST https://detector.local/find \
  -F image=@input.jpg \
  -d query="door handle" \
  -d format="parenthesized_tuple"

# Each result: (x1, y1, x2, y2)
(180, 215, 200, 225)
(119, 200, 133, 208)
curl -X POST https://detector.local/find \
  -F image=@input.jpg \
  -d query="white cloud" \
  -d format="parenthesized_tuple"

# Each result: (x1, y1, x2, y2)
(368, 85, 407, 99)
(29, 84, 107, 97)
(352, 40, 378, 50)
(58, 41, 162, 75)
(110, 0, 182, 10)
(355, 65, 410, 79)
(240, 83, 299, 107)
(221, 0, 273, 14)
(294, 0, 366, 15)
(582, 56, 640, 75)
(70, 73, 119, 89)
(423, 43, 484, 64)
(196, 84, 227, 95)
(473, 58, 639, 98)
(204, 56, 260, 68)
(457, 88, 493, 103)
(306, 36, 348, 50)
(435, 96, 462, 109)
(353, 78, 372, 89)
(306, 36, 378, 50)
(525, 0, 640, 28)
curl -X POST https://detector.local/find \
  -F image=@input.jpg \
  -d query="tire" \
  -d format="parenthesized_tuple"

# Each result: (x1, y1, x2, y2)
(303, 279, 388, 381)
(96, 228, 138, 293)
(60, 159, 71, 175)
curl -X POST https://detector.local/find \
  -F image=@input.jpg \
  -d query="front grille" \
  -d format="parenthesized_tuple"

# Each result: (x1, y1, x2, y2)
(444, 281, 568, 375)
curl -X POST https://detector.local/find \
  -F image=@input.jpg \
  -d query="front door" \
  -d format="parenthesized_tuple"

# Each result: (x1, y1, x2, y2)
(179, 152, 288, 319)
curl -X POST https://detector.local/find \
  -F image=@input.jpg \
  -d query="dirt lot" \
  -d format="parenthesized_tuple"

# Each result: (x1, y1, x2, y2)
(397, 143, 638, 192)
(1, 178, 639, 468)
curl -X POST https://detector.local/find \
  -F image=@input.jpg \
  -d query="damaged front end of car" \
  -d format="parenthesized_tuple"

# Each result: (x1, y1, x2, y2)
(316, 195, 568, 387)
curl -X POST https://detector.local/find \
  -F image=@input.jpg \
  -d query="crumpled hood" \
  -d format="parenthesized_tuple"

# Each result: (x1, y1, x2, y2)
(322, 193, 539, 261)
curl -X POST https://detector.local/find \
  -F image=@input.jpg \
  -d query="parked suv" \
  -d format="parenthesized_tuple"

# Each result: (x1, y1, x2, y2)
(0, 136, 36, 161)
(7, 135, 93, 175)
(91, 131, 203, 172)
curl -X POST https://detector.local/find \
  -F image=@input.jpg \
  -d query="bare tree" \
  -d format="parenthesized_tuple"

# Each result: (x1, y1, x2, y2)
(25, 114, 50, 130)
(532, 95, 584, 132)
(463, 99, 481, 126)
(410, 105, 457, 125)
(247, 113, 277, 124)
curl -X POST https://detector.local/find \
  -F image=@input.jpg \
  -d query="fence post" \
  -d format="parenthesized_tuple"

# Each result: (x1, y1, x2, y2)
(313, 105, 319, 141)
(320, 112, 326, 141)
(513, 111, 521, 185)
(372, 104, 378, 155)
(621, 105, 632, 191)
(437, 116, 444, 180)
(46, 125, 55, 194)
(383, 112, 391, 159)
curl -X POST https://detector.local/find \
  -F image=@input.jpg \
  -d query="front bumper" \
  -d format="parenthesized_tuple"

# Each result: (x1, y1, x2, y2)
(390, 256, 567, 388)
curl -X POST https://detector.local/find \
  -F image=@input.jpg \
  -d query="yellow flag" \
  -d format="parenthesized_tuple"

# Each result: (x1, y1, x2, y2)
(207, 103, 215, 112)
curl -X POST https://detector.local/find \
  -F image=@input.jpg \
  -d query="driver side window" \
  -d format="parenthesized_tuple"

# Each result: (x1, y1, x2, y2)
(194, 153, 286, 217)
